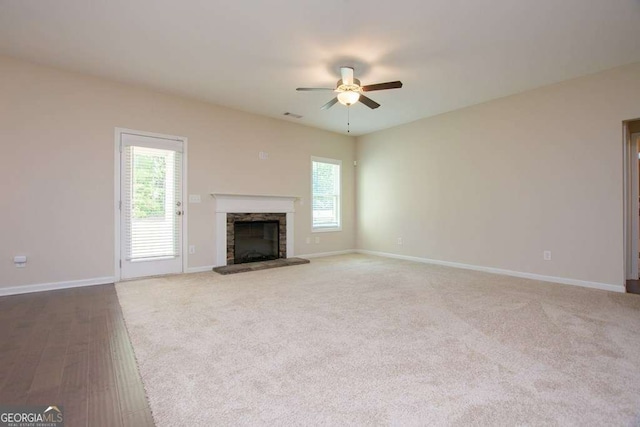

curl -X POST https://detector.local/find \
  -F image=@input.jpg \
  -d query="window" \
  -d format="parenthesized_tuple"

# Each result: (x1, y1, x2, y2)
(311, 156, 341, 231)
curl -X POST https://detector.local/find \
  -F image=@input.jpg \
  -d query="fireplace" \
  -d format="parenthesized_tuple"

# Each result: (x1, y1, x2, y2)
(234, 221, 279, 264)
(226, 212, 287, 265)
(213, 194, 296, 267)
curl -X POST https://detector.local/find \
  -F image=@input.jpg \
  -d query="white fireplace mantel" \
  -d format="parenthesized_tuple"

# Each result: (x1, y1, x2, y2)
(211, 193, 297, 266)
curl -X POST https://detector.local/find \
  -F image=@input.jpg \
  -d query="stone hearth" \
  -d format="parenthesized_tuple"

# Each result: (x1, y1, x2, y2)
(213, 257, 310, 275)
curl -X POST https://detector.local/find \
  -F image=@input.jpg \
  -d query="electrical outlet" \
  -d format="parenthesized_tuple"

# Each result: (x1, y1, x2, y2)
(306, 237, 311, 244)
(258, 151, 269, 160)
(14, 255, 27, 268)
(189, 245, 196, 254)
(543, 250, 551, 261)
(315, 236, 320, 244)
(397, 237, 403, 245)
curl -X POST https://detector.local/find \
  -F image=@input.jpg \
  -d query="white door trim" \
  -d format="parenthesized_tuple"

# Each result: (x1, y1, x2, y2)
(114, 127, 188, 282)
(628, 131, 640, 280)
(623, 120, 640, 281)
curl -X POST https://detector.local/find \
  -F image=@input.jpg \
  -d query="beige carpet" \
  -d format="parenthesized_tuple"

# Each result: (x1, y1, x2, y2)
(116, 254, 640, 426)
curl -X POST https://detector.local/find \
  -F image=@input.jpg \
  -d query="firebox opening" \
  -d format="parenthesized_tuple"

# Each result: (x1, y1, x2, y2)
(234, 221, 280, 264)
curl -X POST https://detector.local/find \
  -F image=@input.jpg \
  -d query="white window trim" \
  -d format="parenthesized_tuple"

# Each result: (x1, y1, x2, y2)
(311, 156, 342, 233)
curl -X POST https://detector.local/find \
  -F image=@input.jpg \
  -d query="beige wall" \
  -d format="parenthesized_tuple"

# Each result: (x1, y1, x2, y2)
(4, 53, 640, 291)
(0, 56, 356, 289)
(356, 62, 640, 287)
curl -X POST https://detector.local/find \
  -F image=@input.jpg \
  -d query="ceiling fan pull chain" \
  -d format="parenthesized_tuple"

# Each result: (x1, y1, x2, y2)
(347, 106, 350, 133)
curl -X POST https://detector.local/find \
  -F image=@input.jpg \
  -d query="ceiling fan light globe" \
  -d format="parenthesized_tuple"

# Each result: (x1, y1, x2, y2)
(337, 91, 360, 106)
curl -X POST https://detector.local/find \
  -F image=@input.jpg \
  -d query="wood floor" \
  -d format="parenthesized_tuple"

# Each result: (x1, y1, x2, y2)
(0, 284, 153, 426)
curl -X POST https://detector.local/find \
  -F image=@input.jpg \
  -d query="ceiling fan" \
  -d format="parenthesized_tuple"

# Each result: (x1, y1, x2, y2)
(296, 67, 403, 110)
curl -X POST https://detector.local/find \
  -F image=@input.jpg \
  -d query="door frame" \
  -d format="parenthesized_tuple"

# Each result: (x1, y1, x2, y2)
(114, 127, 188, 282)
(623, 117, 640, 281)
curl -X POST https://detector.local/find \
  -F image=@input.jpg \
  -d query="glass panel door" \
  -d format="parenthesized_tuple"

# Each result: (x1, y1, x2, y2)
(120, 133, 183, 279)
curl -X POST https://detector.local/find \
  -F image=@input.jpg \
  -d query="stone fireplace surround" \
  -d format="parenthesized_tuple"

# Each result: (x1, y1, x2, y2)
(212, 194, 296, 267)
(227, 213, 286, 265)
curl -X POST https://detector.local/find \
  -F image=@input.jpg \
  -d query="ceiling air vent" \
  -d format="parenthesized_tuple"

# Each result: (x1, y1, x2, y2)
(283, 112, 303, 119)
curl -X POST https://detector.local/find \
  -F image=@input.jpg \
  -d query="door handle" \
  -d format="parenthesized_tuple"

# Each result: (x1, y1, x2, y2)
(176, 211, 183, 216)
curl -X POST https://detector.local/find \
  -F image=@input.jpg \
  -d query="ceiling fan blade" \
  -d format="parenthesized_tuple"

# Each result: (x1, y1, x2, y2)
(340, 67, 354, 85)
(321, 97, 339, 110)
(361, 81, 403, 92)
(296, 87, 335, 91)
(359, 95, 381, 109)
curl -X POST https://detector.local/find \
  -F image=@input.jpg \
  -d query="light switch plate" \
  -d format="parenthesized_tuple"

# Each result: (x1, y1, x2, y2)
(189, 194, 201, 203)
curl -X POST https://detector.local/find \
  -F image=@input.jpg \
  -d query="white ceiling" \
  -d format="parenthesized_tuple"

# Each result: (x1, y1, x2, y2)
(1, 0, 640, 135)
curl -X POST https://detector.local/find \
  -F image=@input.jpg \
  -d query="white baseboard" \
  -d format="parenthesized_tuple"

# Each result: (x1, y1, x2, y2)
(295, 249, 356, 259)
(1, 252, 622, 295)
(186, 265, 216, 273)
(356, 250, 625, 293)
(0, 276, 115, 297)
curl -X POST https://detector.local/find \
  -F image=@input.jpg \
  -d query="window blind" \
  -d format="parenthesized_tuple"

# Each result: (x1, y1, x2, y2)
(123, 144, 182, 261)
